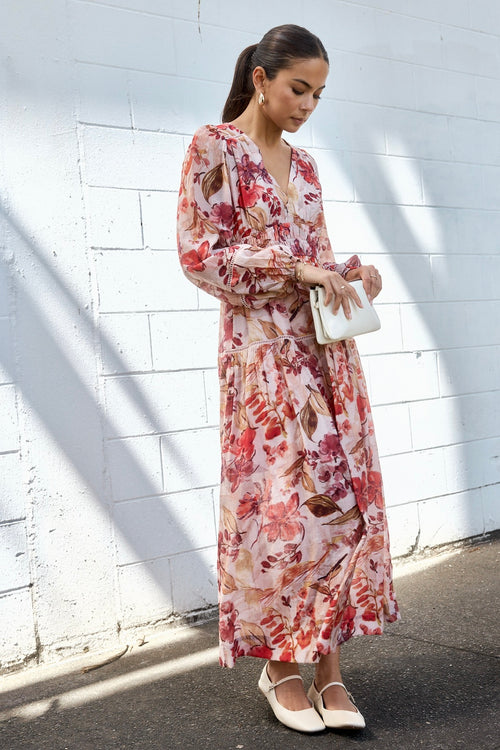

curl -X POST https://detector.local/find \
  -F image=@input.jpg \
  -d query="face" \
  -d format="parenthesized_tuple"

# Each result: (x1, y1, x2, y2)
(257, 57, 329, 132)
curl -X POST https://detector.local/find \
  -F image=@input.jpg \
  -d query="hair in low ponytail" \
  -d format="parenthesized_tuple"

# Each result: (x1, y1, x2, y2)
(221, 25, 328, 123)
(222, 44, 258, 123)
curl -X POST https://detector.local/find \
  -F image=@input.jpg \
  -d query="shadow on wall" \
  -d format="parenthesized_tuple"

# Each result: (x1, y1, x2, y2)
(311, 103, 498, 553)
(0, 206, 218, 632)
(1, 3, 498, 670)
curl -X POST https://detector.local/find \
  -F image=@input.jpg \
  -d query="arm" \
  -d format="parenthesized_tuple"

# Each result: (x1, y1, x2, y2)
(177, 126, 298, 308)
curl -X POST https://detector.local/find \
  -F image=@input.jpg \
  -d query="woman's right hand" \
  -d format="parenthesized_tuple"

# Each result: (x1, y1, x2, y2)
(297, 263, 362, 320)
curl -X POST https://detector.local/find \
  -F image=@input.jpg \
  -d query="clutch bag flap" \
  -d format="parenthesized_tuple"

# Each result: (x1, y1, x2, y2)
(310, 279, 381, 344)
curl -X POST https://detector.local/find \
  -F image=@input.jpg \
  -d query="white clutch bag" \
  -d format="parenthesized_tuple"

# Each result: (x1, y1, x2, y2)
(310, 279, 381, 344)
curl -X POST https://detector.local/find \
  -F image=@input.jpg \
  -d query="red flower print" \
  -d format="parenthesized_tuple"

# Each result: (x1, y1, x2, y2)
(247, 644, 273, 659)
(263, 492, 303, 543)
(181, 240, 210, 272)
(318, 433, 343, 464)
(238, 427, 256, 460)
(351, 471, 383, 514)
(239, 181, 265, 208)
(357, 394, 368, 422)
(237, 490, 260, 520)
(295, 157, 320, 188)
(210, 202, 233, 228)
(219, 601, 237, 642)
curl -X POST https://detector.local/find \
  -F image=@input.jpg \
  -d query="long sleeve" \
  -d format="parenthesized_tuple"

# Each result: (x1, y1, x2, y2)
(177, 126, 298, 308)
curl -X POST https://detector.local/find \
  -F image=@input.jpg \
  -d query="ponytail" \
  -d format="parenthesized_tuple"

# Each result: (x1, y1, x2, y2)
(221, 26, 328, 123)
(221, 44, 257, 123)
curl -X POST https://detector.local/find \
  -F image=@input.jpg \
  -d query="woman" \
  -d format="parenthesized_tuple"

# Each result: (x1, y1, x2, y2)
(177, 24, 400, 734)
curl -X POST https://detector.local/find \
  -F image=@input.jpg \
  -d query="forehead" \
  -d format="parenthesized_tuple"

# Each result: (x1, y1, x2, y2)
(279, 57, 329, 88)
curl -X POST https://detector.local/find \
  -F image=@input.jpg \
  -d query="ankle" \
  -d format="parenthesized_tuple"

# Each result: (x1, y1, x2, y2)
(314, 671, 343, 691)
(267, 661, 301, 682)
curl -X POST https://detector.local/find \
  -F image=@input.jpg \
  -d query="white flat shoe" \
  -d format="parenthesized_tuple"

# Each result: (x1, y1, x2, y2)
(258, 663, 325, 733)
(307, 680, 366, 729)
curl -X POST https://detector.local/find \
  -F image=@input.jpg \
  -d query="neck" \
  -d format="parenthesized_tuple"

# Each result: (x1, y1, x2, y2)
(231, 99, 283, 149)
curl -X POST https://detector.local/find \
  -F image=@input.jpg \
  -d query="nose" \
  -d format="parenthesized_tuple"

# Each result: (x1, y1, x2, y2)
(300, 95, 315, 113)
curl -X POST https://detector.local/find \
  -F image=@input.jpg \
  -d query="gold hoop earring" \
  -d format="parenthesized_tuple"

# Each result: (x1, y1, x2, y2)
(258, 92, 265, 105)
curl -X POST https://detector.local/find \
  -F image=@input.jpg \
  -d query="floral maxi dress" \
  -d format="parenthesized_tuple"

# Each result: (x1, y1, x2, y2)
(177, 124, 400, 667)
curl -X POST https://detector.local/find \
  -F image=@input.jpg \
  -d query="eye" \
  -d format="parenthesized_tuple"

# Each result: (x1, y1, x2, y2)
(313, 94, 322, 100)
(292, 88, 305, 96)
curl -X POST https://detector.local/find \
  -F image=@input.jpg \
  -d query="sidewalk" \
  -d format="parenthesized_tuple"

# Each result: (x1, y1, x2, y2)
(1, 536, 498, 750)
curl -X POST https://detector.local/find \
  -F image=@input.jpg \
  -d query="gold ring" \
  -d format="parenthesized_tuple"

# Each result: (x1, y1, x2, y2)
(370, 274, 377, 278)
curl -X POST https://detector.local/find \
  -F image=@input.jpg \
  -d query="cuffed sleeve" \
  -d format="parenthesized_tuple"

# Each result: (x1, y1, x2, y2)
(322, 255, 362, 278)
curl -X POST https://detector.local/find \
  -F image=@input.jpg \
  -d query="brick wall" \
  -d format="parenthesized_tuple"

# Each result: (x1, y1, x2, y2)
(0, 0, 499, 672)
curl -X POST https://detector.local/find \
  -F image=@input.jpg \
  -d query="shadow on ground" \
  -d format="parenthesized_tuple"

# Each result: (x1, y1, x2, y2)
(0, 537, 498, 750)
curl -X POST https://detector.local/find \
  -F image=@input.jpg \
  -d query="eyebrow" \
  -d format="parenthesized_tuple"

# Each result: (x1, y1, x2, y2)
(291, 78, 326, 91)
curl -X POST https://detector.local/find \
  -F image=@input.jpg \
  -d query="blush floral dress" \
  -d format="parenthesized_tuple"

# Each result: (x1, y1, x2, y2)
(177, 123, 400, 668)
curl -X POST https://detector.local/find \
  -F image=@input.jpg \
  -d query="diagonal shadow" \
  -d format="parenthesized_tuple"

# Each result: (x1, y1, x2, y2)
(0, 540, 497, 748)
(0, 204, 219, 653)
(310, 106, 497, 552)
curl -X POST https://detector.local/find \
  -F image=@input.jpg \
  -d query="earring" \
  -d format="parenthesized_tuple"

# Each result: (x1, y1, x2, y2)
(258, 92, 265, 105)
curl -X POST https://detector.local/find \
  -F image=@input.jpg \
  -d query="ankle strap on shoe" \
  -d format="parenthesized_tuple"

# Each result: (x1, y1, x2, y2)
(266, 673, 303, 691)
(317, 681, 355, 702)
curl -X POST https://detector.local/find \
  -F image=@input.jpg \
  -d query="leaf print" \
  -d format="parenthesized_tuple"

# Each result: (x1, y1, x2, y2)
(280, 561, 315, 590)
(235, 401, 249, 431)
(239, 620, 268, 648)
(322, 505, 362, 525)
(307, 386, 331, 416)
(364, 534, 385, 554)
(309, 582, 331, 596)
(222, 505, 239, 534)
(201, 162, 224, 201)
(304, 494, 343, 518)
(319, 554, 348, 583)
(281, 455, 305, 477)
(235, 548, 253, 579)
(260, 319, 284, 339)
(300, 465, 316, 493)
(349, 436, 366, 455)
(245, 205, 267, 231)
(220, 567, 237, 594)
(300, 397, 318, 440)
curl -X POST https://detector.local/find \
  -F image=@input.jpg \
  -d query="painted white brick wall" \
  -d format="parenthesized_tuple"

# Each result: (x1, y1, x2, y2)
(0, 0, 498, 673)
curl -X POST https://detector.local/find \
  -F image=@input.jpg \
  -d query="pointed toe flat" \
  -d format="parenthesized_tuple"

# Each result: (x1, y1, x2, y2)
(307, 680, 366, 730)
(258, 663, 325, 733)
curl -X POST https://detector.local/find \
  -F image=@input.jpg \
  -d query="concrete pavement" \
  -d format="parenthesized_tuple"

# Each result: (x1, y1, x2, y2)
(1, 535, 499, 750)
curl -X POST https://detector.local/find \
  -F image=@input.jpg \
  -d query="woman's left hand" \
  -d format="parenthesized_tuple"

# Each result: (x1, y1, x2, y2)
(345, 264, 382, 304)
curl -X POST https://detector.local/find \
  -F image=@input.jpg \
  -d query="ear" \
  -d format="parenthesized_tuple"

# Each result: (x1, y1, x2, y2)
(252, 65, 267, 93)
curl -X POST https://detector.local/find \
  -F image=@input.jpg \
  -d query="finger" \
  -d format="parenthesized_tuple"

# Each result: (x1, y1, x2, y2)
(363, 278, 377, 303)
(333, 283, 350, 317)
(341, 296, 352, 319)
(365, 269, 381, 302)
(348, 287, 363, 309)
(331, 290, 343, 315)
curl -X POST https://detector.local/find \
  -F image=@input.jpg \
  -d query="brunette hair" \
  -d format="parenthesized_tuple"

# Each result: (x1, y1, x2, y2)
(221, 25, 328, 122)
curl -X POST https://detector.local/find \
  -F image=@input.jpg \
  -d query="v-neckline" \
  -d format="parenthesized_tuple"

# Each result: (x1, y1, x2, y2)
(227, 124, 295, 200)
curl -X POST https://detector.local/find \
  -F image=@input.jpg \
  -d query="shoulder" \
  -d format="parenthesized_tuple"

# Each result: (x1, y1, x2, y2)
(292, 146, 322, 189)
(293, 145, 317, 170)
(189, 123, 242, 155)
